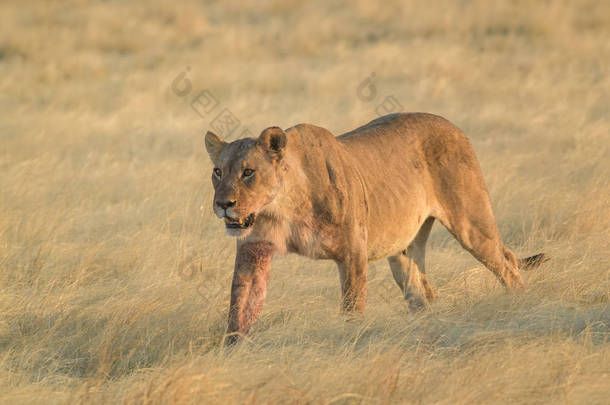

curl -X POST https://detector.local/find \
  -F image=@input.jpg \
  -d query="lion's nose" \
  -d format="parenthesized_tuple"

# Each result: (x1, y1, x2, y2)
(216, 200, 236, 210)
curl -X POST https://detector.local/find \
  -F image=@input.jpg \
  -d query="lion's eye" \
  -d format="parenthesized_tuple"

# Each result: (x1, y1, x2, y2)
(213, 168, 222, 178)
(242, 169, 254, 178)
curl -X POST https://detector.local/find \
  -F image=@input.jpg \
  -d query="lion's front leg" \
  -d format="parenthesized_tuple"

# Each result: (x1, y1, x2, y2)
(225, 241, 275, 345)
(337, 246, 368, 315)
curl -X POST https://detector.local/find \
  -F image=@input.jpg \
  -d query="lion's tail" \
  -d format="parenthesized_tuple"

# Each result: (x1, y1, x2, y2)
(518, 253, 549, 270)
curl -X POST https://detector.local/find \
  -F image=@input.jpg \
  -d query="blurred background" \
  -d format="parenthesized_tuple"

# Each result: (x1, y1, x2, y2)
(1, 1, 608, 403)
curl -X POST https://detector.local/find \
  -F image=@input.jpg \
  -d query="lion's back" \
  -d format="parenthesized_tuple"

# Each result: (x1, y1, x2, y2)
(338, 113, 466, 152)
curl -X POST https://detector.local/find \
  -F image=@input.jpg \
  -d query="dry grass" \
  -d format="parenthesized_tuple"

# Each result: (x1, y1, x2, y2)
(1, 0, 609, 403)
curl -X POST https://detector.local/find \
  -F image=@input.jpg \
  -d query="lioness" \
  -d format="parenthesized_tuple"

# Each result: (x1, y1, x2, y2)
(204, 113, 546, 344)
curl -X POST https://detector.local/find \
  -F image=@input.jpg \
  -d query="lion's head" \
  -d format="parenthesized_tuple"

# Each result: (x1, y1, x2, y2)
(204, 127, 287, 237)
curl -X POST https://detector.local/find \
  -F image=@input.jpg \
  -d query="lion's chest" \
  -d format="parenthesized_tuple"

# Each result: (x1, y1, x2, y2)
(250, 213, 330, 260)
(286, 219, 334, 260)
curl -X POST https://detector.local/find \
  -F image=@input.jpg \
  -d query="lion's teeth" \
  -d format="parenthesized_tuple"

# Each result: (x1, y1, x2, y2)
(224, 216, 241, 225)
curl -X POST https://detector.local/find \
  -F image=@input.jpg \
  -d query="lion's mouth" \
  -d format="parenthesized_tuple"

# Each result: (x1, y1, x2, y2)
(224, 213, 256, 229)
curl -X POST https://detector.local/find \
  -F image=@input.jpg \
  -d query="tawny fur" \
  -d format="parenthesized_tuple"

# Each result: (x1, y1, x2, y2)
(204, 113, 546, 343)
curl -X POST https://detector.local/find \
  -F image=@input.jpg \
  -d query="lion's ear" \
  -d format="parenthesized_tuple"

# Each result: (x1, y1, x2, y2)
(257, 127, 287, 160)
(204, 131, 226, 164)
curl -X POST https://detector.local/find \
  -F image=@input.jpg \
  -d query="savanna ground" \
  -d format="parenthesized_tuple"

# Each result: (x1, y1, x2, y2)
(1, 0, 609, 403)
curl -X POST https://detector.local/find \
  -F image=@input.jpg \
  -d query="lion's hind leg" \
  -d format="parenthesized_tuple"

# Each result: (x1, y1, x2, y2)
(436, 205, 525, 291)
(387, 217, 435, 311)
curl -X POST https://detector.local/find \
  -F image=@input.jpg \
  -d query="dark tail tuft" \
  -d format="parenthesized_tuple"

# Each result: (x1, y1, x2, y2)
(518, 253, 549, 270)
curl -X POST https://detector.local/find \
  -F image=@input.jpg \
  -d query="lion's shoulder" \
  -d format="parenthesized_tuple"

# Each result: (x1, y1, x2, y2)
(286, 123, 337, 145)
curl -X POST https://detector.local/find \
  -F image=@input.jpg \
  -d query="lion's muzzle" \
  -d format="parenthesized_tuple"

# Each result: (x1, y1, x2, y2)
(224, 213, 256, 229)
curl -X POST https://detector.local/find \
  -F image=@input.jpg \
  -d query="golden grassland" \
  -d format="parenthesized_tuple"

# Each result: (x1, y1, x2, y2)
(1, 0, 609, 403)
